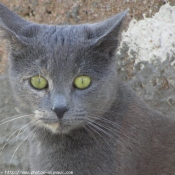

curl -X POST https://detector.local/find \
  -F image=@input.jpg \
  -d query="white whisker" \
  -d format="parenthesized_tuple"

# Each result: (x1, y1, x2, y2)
(84, 125, 99, 143)
(86, 121, 114, 150)
(8, 120, 39, 171)
(0, 120, 35, 155)
(0, 114, 34, 126)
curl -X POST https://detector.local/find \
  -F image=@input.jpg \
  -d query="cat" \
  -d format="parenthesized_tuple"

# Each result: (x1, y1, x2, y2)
(0, 3, 175, 175)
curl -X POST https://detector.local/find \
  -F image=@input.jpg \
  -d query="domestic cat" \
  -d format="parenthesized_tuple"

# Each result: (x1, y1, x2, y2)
(0, 3, 175, 175)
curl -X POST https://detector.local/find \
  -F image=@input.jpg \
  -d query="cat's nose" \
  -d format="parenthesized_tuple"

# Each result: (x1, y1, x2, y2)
(51, 94, 68, 119)
(51, 106, 68, 119)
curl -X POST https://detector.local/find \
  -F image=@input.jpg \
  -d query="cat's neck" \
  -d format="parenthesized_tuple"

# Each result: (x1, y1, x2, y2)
(29, 116, 118, 173)
(29, 82, 175, 174)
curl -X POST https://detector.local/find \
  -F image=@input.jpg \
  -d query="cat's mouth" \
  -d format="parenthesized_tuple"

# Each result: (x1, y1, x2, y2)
(41, 118, 59, 124)
(38, 118, 84, 134)
(34, 110, 85, 133)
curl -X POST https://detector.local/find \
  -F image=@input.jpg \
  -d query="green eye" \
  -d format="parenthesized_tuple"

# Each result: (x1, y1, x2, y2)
(74, 76, 91, 89)
(30, 76, 48, 90)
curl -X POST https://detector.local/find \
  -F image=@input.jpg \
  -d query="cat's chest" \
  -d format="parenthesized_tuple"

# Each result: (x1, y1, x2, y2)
(29, 136, 117, 175)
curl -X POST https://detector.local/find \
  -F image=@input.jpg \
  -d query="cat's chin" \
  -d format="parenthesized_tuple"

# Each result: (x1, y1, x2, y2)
(36, 119, 84, 134)
(44, 122, 61, 133)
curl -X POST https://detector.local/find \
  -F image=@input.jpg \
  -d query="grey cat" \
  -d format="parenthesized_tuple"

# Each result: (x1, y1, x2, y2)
(0, 3, 175, 175)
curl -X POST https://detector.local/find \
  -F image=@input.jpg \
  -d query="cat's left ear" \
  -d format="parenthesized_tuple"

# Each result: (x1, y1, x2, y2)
(0, 3, 38, 52)
(88, 9, 128, 56)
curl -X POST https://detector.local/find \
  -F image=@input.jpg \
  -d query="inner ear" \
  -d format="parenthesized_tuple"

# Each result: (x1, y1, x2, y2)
(93, 35, 119, 57)
(87, 9, 128, 56)
(0, 3, 38, 52)
(0, 26, 28, 52)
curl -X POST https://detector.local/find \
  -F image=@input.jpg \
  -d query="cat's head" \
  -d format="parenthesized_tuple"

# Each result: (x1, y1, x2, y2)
(0, 3, 127, 134)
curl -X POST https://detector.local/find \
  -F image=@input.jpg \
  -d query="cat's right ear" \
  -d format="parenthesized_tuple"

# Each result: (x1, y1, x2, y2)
(0, 3, 36, 52)
(86, 10, 128, 57)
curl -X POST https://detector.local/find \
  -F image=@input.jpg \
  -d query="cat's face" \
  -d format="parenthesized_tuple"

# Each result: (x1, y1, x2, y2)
(0, 3, 127, 133)
(9, 25, 118, 133)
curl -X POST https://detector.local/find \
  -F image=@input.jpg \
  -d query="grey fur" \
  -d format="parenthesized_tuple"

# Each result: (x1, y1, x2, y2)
(0, 3, 175, 175)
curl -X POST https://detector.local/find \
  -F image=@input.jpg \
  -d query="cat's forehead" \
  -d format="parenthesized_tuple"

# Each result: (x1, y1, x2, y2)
(29, 25, 94, 76)
(38, 25, 88, 53)
(11, 23, 111, 80)
(39, 25, 89, 47)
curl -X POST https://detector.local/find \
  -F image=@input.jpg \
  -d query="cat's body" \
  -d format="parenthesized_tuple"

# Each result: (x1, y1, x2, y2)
(0, 3, 175, 175)
(29, 86, 175, 175)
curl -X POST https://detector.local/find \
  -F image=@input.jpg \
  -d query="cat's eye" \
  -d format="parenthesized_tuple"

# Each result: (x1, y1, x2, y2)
(74, 76, 91, 89)
(30, 76, 48, 90)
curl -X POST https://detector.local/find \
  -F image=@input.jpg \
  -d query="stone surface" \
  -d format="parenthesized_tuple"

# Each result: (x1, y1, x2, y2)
(117, 4, 175, 118)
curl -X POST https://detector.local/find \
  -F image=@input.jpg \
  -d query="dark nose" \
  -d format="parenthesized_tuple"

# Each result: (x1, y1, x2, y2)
(51, 94, 68, 119)
(51, 106, 68, 119)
